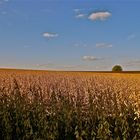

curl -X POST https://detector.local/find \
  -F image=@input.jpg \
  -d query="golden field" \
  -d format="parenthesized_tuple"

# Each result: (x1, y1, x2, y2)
(0, 68, 140, 139)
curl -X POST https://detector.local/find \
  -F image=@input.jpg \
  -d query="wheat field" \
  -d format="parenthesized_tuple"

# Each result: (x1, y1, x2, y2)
(0, 69, 140, 139)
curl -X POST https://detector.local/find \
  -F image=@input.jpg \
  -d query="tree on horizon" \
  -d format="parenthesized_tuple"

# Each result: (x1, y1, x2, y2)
(112, 65, 123, 72)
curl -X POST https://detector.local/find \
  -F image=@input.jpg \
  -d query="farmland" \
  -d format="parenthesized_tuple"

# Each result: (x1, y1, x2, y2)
(0, 69, 140, 139)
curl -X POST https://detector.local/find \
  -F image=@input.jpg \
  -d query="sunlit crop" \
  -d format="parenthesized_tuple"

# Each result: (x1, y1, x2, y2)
(0, 70, 140, 139)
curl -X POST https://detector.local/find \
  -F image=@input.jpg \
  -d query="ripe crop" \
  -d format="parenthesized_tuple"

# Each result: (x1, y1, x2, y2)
(0, 70, 140, 139)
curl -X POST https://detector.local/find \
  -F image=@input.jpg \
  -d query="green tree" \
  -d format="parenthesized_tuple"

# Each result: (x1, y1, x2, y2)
(112, 65, 123, 72)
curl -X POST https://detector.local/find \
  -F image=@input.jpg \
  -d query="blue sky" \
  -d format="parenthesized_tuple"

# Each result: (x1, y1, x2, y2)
(0, 0, 140, 71)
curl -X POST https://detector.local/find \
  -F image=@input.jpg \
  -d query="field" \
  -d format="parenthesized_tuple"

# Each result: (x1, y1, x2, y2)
(0, 69, 140, 140)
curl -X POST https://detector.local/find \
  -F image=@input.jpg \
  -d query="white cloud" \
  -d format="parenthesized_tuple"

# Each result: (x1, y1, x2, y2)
(88, 11, 111, 21)
(82, 56, 101, 61)
(43, 32, 58, 38)
(75, 13, 86, 18)
(96, 43, 113, 48)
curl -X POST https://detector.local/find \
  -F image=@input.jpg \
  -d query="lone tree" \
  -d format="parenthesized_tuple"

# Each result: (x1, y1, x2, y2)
(112, 65, 123, 72)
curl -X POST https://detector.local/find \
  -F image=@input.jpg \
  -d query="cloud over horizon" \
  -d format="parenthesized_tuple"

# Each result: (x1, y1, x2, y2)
(82, 56, 101, 61)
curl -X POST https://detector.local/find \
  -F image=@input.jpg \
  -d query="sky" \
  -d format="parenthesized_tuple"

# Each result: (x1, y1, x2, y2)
(0, 0, 140, 71)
